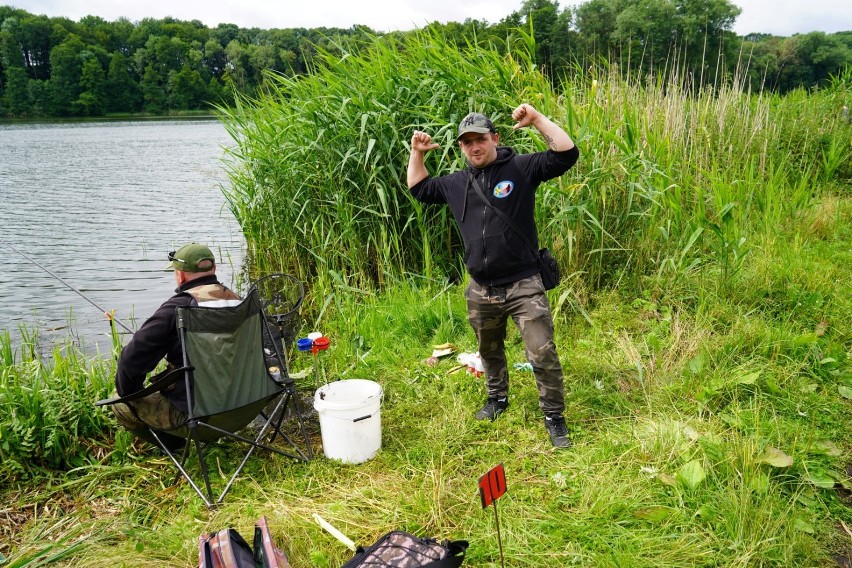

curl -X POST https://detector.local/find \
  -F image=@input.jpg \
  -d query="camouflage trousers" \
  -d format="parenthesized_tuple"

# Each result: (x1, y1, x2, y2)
(465, 274, 565, 415)
(112, 390, 189, 436)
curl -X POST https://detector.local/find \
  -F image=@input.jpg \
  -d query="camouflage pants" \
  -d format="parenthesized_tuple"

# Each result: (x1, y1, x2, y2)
(112, 391, 188, 436)
(465, 274, 565, 415)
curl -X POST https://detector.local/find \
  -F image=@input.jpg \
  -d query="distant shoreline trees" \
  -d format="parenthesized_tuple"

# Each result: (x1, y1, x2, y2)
(1, 1, 850, 119)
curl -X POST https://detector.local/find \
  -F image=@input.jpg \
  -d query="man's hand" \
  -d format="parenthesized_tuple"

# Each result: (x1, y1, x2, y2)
(512, 103, 541, 130)
(511, 102, 575, 152)
(411, 130, 440, 153)
(408, 130, 439, 187)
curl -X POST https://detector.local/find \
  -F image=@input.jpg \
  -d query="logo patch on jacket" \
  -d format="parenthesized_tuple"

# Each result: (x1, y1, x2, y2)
(493, 180, 514, 198)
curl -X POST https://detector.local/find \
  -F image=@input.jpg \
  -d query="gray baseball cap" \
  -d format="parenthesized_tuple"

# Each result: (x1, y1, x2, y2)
(457, 112, 495, 140)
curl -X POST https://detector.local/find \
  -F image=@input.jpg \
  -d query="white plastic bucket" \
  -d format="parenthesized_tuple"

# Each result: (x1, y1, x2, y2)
(313, 379, 383, 464)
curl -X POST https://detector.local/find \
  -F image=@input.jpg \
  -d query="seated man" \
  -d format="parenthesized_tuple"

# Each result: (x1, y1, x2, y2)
(112, 243, 240, 448)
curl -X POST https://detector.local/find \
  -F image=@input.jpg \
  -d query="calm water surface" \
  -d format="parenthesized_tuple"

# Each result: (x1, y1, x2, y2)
(0, 119, 244, 353)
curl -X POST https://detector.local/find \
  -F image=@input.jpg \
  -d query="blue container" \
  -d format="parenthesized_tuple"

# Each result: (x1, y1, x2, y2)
(297, 337, 313, 352)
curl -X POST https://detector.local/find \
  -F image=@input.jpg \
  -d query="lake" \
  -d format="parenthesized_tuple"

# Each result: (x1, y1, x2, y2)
(0, 119, 244, 354)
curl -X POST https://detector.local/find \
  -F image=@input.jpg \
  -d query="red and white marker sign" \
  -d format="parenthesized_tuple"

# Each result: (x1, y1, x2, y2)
(478, 463, 507, 509)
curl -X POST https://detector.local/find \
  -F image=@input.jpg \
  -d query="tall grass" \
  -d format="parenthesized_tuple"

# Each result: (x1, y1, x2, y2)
(0, 331, 116, 482)
(219, 30, 850, 298)
(219, 29, 572, 289)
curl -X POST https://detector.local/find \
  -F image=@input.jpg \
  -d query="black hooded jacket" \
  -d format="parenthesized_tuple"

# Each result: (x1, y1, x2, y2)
(115, 275, 235, 412)
(410, 145, 579, 286)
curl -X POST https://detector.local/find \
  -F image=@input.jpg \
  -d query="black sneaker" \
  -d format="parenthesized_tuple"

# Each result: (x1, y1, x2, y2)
(544, 414, 571, 448)
(475, 397, 508, 421)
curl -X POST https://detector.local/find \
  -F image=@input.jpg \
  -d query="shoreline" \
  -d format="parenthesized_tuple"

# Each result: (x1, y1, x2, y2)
(0, 112, 219, 125)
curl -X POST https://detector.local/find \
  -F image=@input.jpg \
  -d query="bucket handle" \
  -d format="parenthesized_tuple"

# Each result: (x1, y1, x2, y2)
(321, 412, 374, 423)
(316, 386, 383, 422)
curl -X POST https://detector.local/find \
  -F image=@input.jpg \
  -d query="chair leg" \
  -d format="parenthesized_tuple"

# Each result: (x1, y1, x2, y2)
(262, 393, 309, 461)
(218, 437, 262, 506)
(264, 386, 312, 461)
(266, 391, 290, 445)
(149, 429, 213, 508)
(217, 393, 293, 505)
(265, 319, 312, 459)
(288, 385, 314, 460)
(171, 441, 193, 486)
(193, 432, 215, 506)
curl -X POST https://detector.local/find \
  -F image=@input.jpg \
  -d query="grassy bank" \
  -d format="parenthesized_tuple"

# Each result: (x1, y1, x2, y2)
(2, 29, 851, 567)
(2, 207, 850, 565)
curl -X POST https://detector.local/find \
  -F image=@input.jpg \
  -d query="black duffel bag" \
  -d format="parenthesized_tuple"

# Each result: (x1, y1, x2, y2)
(341, 531, 468, 568)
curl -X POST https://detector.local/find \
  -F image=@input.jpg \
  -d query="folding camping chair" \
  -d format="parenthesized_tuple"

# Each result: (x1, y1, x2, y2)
(96, 288, 312, 508)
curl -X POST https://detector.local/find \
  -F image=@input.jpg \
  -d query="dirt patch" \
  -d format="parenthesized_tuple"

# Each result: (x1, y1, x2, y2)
(0, 491, 76, 558)
(835, 553, 852, 568)
(836, 462, 852, 506)
(0, 504, 30, 558)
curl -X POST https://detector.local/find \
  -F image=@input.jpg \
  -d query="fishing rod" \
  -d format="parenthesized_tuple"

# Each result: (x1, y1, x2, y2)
(4, 242, 134, 334)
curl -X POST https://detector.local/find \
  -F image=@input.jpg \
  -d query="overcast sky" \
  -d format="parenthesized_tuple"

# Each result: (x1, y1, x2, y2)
(10, 0, 852, 37)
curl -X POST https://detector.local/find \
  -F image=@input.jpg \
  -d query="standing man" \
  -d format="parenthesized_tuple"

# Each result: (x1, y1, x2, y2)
(112, 243, 240, 449)
(407, 104, 579, 447)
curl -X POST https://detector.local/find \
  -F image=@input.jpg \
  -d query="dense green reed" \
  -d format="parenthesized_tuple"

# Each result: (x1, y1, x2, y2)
(219, 31, 850, 297)
(219, 29, 570, 289)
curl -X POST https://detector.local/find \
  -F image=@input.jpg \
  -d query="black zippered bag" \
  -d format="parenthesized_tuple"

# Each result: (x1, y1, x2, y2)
(341, 530, 468, 567)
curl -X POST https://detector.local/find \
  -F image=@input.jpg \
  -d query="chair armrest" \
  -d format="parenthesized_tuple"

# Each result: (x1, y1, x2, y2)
(95, 366, 193, 407)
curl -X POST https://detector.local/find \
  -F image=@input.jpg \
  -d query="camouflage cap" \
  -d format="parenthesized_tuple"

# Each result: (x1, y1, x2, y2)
(457, 112, 495, 140)
(167, 243, 215, 272)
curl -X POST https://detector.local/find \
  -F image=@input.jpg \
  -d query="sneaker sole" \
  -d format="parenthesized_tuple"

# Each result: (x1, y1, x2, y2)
(475, 408, 507, 421)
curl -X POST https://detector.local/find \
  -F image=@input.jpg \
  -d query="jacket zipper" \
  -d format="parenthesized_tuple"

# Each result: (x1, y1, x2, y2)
(480, 170, 488, 278)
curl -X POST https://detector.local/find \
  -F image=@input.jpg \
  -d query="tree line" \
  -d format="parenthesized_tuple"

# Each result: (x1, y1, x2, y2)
(1, 0, 850, 119)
